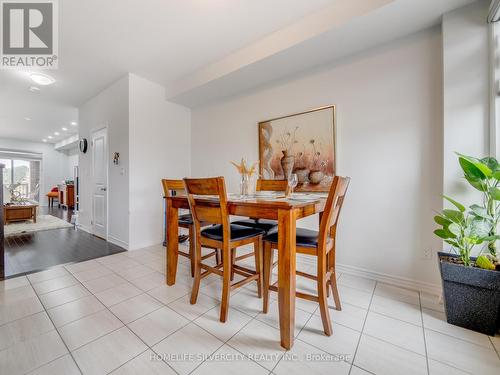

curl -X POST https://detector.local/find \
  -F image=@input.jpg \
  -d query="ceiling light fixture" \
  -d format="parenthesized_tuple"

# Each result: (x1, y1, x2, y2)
(29, 73, 56, 86)
(54, 132, 60, 135)
(42, 139, 47, 142)
(70, 121, 77, 126)
(48, 135, 53, 139)
(62, 127, 67, 131)
(24, 117, 31, 121)
(29, 86, 40, 92)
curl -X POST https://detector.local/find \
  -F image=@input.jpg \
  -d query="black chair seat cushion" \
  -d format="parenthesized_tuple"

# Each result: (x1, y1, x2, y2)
(201, 224, 265, 241)
(178, 213, 193, 225)
(264, 227, 319, 248)
(231, 219, 278, 233)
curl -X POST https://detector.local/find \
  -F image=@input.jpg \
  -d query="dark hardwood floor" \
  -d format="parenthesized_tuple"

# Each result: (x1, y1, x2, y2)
(3, 206, 125, 279)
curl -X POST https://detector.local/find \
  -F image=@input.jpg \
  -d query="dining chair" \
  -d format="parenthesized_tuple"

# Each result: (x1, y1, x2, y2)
(183, 176, 265, 322)
(231, 179, 288, 234)
(261, 176, 350, 336)
(161, 179, 219, 277)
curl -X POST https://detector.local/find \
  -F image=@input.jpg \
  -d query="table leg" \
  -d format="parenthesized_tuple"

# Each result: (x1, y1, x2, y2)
(166, 201, 179, 285)
(277, 208, 296, 349)
(33, 207, 37, 223)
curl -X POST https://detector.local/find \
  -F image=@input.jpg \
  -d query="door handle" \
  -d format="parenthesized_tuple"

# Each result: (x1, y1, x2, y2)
(100, 187, 107, 191)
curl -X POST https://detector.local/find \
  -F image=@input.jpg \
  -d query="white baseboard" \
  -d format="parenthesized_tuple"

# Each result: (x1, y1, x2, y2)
(297, 254, 441, 296)
(77, 224, 91, 234)
(108, 235, 129, 250)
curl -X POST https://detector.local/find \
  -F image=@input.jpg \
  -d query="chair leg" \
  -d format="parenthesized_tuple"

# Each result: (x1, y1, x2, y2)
(220, 245, 231, 322)
(215, 249, 221, 265)
(230, 249, 236, 281)
(190, 238, 202, 305)
(262, 241, 273, 314)
(317, 257, 333, 336)
(188, 226, 195, 277)
(328, 251, 341, 311)
(254, 238, 262, 298)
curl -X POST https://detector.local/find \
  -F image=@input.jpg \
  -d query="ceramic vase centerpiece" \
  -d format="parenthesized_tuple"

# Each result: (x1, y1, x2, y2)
(308, 139, 327, 185)
(293, 151, 309, 183)
(231, 158, 258, 197)
(280, 150, 295, 180)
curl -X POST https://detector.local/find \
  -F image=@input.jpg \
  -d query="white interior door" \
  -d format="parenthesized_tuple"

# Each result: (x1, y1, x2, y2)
(91, 128, 108, 239)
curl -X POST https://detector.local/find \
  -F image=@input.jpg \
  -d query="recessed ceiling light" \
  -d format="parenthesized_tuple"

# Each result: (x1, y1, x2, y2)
(70, 121, 77, 126)
(29, 73, 56, 86)
(29, 86, 40, 92)
(62, 127, 67, 131)
(48, 135, 53, 139)
(24, 117, 31, 121)
(42, 139, 47, 142)
(54, 132, 60, 135)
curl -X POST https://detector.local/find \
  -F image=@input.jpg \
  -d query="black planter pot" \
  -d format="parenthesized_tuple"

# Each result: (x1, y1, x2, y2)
(438, 252, 500, 335)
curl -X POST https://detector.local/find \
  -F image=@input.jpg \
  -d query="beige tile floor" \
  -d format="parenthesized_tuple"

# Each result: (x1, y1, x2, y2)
(1, 244, 499, 375)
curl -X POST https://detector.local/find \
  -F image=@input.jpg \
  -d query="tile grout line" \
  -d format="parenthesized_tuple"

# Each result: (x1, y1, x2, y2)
(25, 274, 85, 375)
(71, 267, 182, 375)
(268, 304, 319, 374)
(347, 280, 377, 375)
(489, 336, 500, 360)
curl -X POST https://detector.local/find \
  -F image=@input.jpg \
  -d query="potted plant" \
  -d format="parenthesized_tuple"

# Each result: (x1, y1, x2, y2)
(434, 154, 500, 335)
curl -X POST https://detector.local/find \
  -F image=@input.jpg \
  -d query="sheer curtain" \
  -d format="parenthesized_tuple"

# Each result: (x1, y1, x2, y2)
(0, 155, 41, 203)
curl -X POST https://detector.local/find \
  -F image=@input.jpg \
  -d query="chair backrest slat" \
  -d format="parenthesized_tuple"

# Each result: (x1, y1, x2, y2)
(318, 176, 350, 249)
(183, 177, 229, 229)
(161, 179, 186, 197)
(256, 179, 288, 192)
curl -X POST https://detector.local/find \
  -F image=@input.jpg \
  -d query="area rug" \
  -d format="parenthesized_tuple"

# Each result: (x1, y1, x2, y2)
(4, 215, 73, 237)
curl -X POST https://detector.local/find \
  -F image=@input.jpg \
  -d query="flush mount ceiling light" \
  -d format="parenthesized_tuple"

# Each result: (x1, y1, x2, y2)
(24, 117, 31, 121)
(54, 132, 60, 135)
(48, 135, 53, 139)
(62, 127, 67, 131)
(29, 86, 40, 92)
(29, 73, 56, 86)
(42, 139, 47, 142)
(70, 121, 77, 126)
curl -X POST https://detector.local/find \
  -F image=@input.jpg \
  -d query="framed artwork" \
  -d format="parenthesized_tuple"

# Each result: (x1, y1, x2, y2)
(258, 105, 336, 192)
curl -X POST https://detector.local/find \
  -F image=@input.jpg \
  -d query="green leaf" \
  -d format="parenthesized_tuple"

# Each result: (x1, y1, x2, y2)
(470, 204, 492, 220)
(483, 234, 500, 241)
(434, 229, 451, 239)
(443, 195, 465, 212)
(465, 175, 487, 191)
(476, 255, 495, 270)
(448, 223, 461, 236)
(458, 156, 488, 179)
(480, 157, 499, 173)
(444, 239, 459, 247)
(489, 187, 500, 201)
(465, 218, 491, 239)
(493, 171, 500, 180)
(434, 215, 452, 227)
(442, 209, 464, 223)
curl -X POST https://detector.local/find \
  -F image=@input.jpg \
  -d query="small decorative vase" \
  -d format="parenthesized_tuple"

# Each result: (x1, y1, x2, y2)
(294, 168, 310, 184)
(280, 150, 295, 180)
(240, 173, 250, 197)
(308, 170, 324, 185)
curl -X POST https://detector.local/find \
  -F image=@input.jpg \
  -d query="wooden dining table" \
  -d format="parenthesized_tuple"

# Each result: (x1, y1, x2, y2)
(165, 194, 327, 350)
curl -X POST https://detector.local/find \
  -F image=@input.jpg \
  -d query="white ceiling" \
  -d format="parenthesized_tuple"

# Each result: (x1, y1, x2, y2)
(0, 0, 477, 143)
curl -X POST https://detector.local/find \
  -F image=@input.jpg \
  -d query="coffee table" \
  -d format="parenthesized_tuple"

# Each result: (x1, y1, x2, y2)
(3, 204, 38, 224)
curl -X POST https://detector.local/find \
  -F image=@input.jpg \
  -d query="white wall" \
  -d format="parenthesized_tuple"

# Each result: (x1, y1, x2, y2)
(442, 1, 489, 209)
(129, 74, 191, 250)
(191, 27, 444, 290)
(0, 138, 73, 206)
(64, 147, 79, 179)
(79, 75, 130, 248)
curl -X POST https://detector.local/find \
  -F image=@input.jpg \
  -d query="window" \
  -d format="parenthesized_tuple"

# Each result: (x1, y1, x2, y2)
(1, 155, 41, 203)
